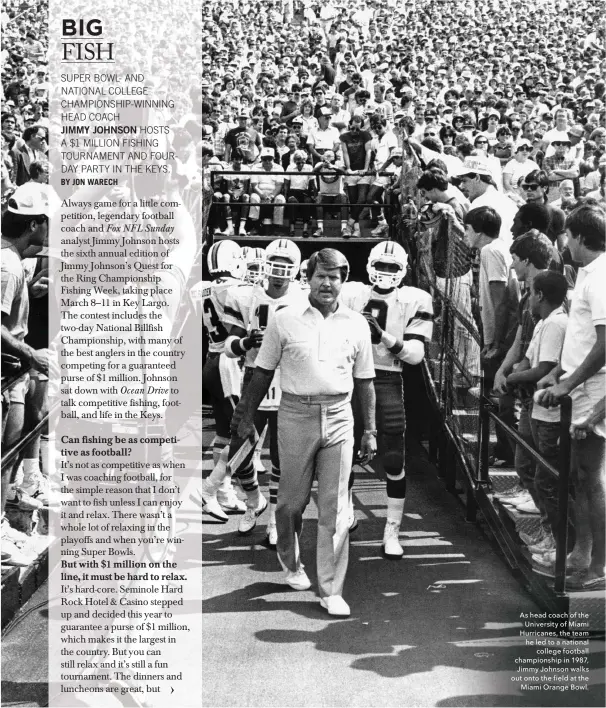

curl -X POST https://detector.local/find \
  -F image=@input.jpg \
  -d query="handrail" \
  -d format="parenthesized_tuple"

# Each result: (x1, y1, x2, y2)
(211, 169, 401, 177)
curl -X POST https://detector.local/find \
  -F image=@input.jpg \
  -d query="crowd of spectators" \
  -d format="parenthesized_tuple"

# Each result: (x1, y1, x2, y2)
(201, 0, 606, 590)
(1, 0, 203, 566)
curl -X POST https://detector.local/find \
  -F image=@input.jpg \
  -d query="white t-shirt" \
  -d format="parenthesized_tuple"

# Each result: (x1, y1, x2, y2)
(472, 186, 517, 247)
(528, 307, 568, 423)
(479, 239, 512, 347)
(560, 252, 606, 437)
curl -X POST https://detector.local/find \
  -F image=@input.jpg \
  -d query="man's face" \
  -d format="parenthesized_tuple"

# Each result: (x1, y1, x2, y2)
(560, 181, 575, 199)
(552, 140, 569, 156)
(511, 253, 529, 282)
(277, 127, 288, 142)
(309, 264, 343, 308)
(30, 129, 47, 151)
(266, 256, 292, 292)
(261, 156, 273, 171)
(459, 174, 480, 200)
(464, 224, 483, 249)
(2, 117, 16, 136)
(419, 187, 440, 203)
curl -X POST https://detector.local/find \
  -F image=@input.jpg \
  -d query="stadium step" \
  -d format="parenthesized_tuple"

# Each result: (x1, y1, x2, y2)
(488, 468, 519, 494)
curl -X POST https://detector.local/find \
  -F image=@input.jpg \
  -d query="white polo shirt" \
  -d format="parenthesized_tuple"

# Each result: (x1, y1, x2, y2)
(560, 251, 606, 437)
(255, 299, 375, 395)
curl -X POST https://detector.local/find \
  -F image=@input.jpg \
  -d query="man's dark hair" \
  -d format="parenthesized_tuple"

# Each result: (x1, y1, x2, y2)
(510, 229, 554, 268)
(532, 270, 568, 307)
(307, 248, 349, 282)
(417, 170, 448, 192)
(421, 136, 442, 153)
(29, 160, 48, 180)
(515, 202, 551, 234)
(464, 206, 502, 240)
(426, 158, 449, 174)
(522, 168, 550, 197)
(565, 203, 606, 252)
(1, 209, 47, 240)
(22, 125, 43, 142)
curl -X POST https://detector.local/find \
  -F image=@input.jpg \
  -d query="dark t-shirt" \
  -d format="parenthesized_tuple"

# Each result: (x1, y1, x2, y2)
(340, 130, 372, 170)
(546, 203, 566, 243)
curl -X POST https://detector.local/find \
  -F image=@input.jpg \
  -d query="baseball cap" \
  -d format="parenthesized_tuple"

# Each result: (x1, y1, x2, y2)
(319, 107, 332, 117)
(260, 147, 275, 159)
(392, 148, 404, 157)
(7, 182, 52, 216)
(291, 116, 304, 124)
(453, 156, 493, 178)
(515, 139, 533, 150)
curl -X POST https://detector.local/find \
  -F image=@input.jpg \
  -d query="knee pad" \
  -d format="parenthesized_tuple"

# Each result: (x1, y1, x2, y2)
(378, 433, 404, 475)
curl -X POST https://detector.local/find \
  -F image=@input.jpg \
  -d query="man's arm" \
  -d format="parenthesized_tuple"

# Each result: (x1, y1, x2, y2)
(538, 325, 605, 407)
(233, 366, 275, 439)
(353, 377, 377, 463)
(1, 320, 49, 374)
(507, 359, 555, 385)
(485, 281, 508, 356)
(494, 324, 523, 392)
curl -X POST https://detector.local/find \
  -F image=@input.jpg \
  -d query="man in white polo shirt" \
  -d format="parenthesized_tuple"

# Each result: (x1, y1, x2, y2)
(537, 203, 606, 592)
(232, 249, 377, 616)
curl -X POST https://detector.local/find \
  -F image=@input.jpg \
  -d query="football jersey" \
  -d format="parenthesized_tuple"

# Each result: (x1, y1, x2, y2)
(341, 281, 434, 371)
(194, 277, 241, 354)
(223, 282, 305, 368)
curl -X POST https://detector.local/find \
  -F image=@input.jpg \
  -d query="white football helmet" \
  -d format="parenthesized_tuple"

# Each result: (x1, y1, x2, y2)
(207, 240, 243, 279)
(265, 238, 301, 281)
(367, 240, 408, 290)
(241, 246, 266, 284)
(299, 259, 309, 285)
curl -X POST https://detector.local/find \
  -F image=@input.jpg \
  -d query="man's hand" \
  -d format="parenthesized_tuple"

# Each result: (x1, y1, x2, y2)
(29, 269, 49, 299)
(493, 367, 508, 394)
(537, 368, 559, 390)
(431, 202, 456, 219)
(358, 432, 377, 465)
(231, 402, 256, 440)
(244, 329, 264, 349)
(29, 347, 52, 376)
(483, 345, 502, 360)
(363, 312, 383, 343)
(570, 417, 594, 440)
(535, 381, 571, 408)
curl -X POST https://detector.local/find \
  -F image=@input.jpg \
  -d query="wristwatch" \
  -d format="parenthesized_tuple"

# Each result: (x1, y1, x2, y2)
(363, 429, 377, 436)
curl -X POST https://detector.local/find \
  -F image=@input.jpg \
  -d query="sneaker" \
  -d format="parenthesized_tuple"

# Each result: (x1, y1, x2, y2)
(238, 495, 268, 535)
(352, 222, 361, 237)
(285, 565, 311, 590)
(531, 555, 556, 578)
(302, 223, 310, 238)
(531, 549, 556, 568)
(371, 223, 389, 237)
(266, 521, 278, 548)
(500, 490, 532, 507)
(289, 223, 296, 235)
(6, 487, 44, 511)
(342, 223, 353, 239)
(382, 520, 404, 558)
(312, 227, 323, 238)
(201, 486, 228, 523)
(1, 518, 30, 546)
(519, 528, 547, 546)
(348, 508, 358, 533)
(515, 499, 540, 515)
(20, 472, 50, 507)
(0, 539, 35, 567)
(217, 488, 246, 514)
(493, 486, 525, 501)
(224, 225, 235, 237)
(238, 225, 247, 236)
(319, 595, 350, 616)
(528, 535, 556, 555)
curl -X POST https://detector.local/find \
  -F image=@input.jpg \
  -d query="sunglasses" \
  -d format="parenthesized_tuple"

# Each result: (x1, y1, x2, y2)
(517, 146, 532, 152)
(521, 183, 540, 190)
(552, 141, 569, 147)
(475, 140, 488, 145)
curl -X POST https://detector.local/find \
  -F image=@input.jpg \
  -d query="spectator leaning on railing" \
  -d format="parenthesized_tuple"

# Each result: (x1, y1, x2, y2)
(537, 202, 606, 592)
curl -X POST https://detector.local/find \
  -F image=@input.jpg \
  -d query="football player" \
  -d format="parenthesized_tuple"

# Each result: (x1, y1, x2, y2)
(202, 239, 305, 539)
(198, 240, 248, 519)
(341, 241, 434, 557)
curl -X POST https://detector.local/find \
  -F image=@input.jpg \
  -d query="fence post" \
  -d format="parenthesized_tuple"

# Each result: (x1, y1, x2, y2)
(554, 396, 572, 595)
(477, 375, 491, 488)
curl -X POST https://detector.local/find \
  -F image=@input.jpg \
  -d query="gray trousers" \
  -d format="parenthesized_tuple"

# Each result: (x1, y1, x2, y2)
(276, 392, 354, 598)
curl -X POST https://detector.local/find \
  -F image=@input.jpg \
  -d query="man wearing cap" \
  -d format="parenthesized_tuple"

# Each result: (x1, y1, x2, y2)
(247, 147, 285, 234)
(455, 155, 517, 246)
(542, 134, 580, 204)
(224, 112, 261, 164)
(307, 108, 341, 165)
(232, 248, 376, 616)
